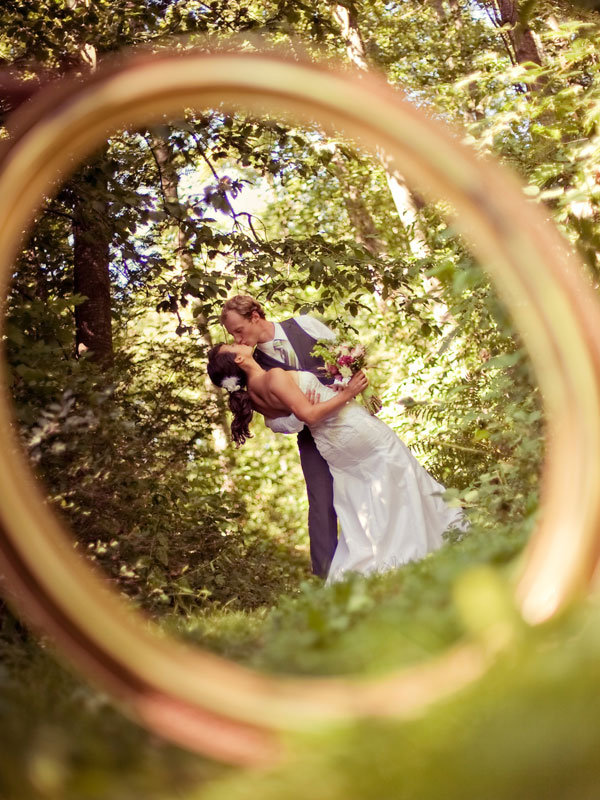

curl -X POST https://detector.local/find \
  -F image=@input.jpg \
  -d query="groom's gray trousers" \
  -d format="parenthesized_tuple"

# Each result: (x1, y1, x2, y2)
(253, 317, 338, 577)
(297, 425, 338, 578)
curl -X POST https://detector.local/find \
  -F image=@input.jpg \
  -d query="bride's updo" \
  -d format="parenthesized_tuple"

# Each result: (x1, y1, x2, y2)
(207, 344, 253, 446)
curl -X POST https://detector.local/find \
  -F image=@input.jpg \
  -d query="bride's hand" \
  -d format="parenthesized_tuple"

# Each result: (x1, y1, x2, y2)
(348, 370, 368, 397)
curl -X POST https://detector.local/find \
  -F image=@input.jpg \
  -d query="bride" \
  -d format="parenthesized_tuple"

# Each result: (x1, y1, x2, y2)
(207, 342, 467, 583)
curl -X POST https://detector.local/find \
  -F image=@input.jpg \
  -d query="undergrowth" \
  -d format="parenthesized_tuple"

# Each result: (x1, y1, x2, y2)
(0, 514, 534, 800)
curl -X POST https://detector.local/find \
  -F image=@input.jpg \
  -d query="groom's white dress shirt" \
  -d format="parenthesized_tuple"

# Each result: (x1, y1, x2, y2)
(256, 315, 336, 366)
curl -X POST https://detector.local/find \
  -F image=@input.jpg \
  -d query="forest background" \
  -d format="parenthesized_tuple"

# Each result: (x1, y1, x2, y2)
(1, 0, 600, 798)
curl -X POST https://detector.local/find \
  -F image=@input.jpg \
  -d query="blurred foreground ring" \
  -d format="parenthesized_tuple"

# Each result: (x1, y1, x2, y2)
(1, 42, 600, 765)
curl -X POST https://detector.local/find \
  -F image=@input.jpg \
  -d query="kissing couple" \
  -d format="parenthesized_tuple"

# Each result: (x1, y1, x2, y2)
(208, 295, 467, 585)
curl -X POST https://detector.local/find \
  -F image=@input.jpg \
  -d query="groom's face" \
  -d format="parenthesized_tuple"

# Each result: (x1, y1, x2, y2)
(222, 310, 262, 347)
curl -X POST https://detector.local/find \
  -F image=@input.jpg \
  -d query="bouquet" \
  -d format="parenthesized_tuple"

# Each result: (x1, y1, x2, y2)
(311, 336, 382, 415)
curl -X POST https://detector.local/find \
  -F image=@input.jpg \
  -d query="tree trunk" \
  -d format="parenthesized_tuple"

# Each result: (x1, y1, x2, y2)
(332, 4, 427, 246)
(151, 134, 234, 456)
(332, 3, 451, 323)
(498, 0, 543, 64)
(60, 0, 115, 366)
(332, 4, 369, 70)
(330, 154, 385, 257)
(151, 135, 211, 337)
(73, 169, 113, 367)
(487, 0, 544, 66)
(344, 183, 386, 257)
(428, 0, 447, 17)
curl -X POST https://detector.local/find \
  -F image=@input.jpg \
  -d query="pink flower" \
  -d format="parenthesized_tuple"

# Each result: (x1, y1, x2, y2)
(338, 355, 353, 367)
(327, 363, 341, 376)
(350, 344, 365, 359)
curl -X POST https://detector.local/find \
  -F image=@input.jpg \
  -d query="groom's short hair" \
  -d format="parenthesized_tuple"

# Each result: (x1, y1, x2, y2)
(220, 295, 266, 324)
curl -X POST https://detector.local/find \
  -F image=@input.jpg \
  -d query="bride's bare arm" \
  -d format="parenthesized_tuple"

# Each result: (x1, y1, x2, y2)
(268, 369, 368, 425)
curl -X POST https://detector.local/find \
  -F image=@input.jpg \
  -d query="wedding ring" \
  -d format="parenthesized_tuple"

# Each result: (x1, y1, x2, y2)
(1, 42, 599, 764)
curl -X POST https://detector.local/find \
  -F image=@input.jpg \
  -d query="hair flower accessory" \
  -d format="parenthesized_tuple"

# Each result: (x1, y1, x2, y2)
(221, 376, 241, 393)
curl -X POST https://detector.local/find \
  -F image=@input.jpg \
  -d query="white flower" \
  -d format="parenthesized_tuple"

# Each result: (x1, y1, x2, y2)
(221, 376, 241, 393)
(339, 365, 353, 379)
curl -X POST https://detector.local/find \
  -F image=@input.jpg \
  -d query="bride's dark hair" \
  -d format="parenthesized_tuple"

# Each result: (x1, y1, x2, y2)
(207, 344, 254, 446)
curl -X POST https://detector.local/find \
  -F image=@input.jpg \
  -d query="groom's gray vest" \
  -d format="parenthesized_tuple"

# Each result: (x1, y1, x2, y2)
(253, 317, 333, 384)
(256, 317, 338, 579)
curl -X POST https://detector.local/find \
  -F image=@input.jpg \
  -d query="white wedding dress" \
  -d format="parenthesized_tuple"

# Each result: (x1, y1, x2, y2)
(265, 372, 467, 584)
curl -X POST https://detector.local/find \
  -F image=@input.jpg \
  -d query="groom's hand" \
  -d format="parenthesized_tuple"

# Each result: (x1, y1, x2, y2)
(306, 387, 319, 404)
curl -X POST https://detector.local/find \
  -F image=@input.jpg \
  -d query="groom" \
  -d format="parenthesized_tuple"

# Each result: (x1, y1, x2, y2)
(220, 294, 338, 578)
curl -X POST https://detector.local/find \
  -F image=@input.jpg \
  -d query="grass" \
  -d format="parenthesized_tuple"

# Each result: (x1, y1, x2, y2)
(7, 513, 598, 800)
(169, 520, 532, 676)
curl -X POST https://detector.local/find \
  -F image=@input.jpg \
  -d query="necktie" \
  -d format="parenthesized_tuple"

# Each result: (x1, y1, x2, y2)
(273, 339, 298, 368)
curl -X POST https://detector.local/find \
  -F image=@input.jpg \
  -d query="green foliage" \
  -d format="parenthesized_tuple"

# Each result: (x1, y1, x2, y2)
(0, 519, 587, 800)
(8, 309, 308, 613)
(0, 606, 224, 800)
(171, 518, 531, 676)
(2, 1, 600, 797)
(199, 601, 600, 800)
(0, 515, 531, 800)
